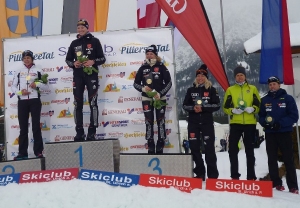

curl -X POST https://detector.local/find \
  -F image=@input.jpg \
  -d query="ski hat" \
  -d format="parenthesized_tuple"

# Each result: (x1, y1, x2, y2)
(234, 66, 246, 77)
(196, 64, 208, 78)
(77, 19, 89, 29)
(145, 45, 158, 56)
(267, 76, 280, 84)
(22, 50, 34, 60)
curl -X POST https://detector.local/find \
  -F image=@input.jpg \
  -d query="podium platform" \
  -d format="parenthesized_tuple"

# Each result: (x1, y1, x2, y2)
(120, 154, 193, 177)
(0, 158, 44, 175)
(44, 139, 120, 172)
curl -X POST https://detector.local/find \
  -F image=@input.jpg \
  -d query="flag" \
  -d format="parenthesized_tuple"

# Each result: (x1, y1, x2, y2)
(260, 0, 293, 84)
(165, 18, 182, 52)
(62, 0, 110, 34)
(137, 0, 161, 28)
(0, 0, 43, 107)
(155, 0, 229, 90)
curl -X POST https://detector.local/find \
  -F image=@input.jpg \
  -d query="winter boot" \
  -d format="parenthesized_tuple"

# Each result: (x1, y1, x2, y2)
(86, 127, 96, 141)
(74, 127, 85, 142)
(289, 188, 299, 194)
(147, 139, 155, 154)
(156, 139, 165, 154)
(14, 153, 28, 160)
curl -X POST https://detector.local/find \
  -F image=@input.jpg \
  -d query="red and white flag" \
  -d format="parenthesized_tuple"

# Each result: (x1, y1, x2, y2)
(137, 0, 161, 28)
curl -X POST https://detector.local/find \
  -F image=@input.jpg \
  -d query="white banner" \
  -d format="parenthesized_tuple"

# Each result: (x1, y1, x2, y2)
(3, 27, 179, 160)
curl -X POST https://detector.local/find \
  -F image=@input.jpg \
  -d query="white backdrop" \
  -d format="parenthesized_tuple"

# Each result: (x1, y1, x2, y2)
(3, 27, 180, 160)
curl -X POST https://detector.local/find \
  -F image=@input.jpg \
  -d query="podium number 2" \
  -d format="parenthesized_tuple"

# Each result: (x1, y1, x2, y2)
(2, 165, 15, 174)
(148, 158, 162, 175)
(74, 145, 83, 167)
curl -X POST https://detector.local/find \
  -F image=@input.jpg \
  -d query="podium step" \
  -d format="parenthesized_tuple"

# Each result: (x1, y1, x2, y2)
(0, 158, 44, 175)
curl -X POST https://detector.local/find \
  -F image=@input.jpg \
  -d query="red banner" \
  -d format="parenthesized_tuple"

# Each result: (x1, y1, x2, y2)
(137, 0, 161, 28)
(206, 179, 273, 197)
(155, 0, 229, 90)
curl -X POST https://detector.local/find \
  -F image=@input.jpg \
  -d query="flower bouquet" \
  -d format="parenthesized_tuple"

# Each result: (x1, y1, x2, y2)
(146, 90, 167, 109)
(34, 73, 49, 93)
(76, 52, 98, 75)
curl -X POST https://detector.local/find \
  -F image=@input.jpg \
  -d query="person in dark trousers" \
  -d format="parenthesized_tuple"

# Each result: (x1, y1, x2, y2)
(66, 19, 106, 141)
(223, 66, 261, 180)
(182, 64, 220, 180)
(258, 76, 299, 194)
(133, 45, 172, 154)
(11, 50, 49, 160)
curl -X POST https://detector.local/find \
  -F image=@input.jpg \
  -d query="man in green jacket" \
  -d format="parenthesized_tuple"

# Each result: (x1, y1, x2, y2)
(223, 66, 261, 180)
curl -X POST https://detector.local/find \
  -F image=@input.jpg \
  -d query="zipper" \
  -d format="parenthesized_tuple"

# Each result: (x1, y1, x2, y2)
(240, 85, 245, 124)
(27, 68, 30, 99)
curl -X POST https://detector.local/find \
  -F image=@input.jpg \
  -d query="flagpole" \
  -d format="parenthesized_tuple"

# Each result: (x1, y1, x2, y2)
(292, 84, 300, 165)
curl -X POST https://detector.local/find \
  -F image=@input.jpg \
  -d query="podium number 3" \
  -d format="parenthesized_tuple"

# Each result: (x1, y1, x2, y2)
(148, 158, 162, 175)
(74, 146, 83, 167)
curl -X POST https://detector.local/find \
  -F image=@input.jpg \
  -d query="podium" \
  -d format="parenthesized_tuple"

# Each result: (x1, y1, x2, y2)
(44, 139, 120, 172)
(0, 158, 44, 175)
(120, 154, 193, 177)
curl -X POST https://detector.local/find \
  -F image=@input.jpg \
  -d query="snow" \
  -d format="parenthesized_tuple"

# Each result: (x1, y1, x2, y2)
(0, 141, 299, 208)
(244, 22, 300, 54)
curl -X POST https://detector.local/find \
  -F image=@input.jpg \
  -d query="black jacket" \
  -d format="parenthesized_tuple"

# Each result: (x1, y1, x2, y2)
(182, 83, 220, 124)
(133, 60, 172, 98)
(65, 33, 106, 77)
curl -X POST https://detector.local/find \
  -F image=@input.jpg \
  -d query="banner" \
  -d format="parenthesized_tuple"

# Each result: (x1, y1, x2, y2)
(3, 27, 179, 160)
(137, 0, 161, 28)
(155, 0, 229, 90)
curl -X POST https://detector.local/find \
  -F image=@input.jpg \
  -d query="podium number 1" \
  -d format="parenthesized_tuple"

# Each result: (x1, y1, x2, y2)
(74, 145, 83, 167)
(148, 158, 162, 175)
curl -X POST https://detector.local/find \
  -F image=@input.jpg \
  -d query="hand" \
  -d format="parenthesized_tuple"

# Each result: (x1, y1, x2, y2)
(74, 61, 82, 68)
(232, 108, 244, 114)
(154, 93, 160, 100)
(21, 89, 31, 95)
(83, 60, 95, 67)
(194, 105, 202, 113)
(29, 82, 36, 89)
(144, 86, 152, 92)
(244, 107, 255, 114)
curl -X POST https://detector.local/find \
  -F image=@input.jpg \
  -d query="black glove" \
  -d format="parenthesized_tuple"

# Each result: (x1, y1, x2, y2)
(271, 122, 281, 130)
(263, 122, 272, 129)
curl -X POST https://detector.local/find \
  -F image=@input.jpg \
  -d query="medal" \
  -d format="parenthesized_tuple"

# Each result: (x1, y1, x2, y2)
(197, 100, 202, 105)
(146, 79, 152, 84)
(76, 51, 82, 56)
(26, 75, 31, 81)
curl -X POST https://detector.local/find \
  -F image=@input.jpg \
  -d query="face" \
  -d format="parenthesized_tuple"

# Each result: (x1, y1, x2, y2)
(77, 25, 88, 36)
(235, 73, 246, 83)
(146, 52, 156, 60)
(196, 74, 206, 85)
(22, 56, 33, 66)
(268, 82, 280, 91)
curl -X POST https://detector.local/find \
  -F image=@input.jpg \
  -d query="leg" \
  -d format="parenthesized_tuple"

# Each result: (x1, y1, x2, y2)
(278, 132, 298, 190)
(155, 100, 167, 154)
(202, 124, 219, 179)
(265, 133, 282, 187)
(17, 100, 30, 157)
(86, 74, 99, 140)
(73, 76, 85, 141)
(30, 98, 43, 156)
(188, 122, 205, 179)
(228, 124, 243, 179)
(143, 101, 155, 154)
(242, 124, 257, 180)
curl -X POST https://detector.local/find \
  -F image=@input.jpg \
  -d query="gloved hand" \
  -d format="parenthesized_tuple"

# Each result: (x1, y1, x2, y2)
(232, 108, 244, 114)
(244, 107, 255, 114)
(271, 122, 281, 130)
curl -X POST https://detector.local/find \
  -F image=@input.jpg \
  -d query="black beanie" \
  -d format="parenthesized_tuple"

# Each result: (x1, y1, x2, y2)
(196, 64, 208, 78)
(234, 66, 246, 77)
(145, 45, 158, 56)
(77, 19, 89, 29)
(22, 50, 34, 60)
(267, 76, 280, 84)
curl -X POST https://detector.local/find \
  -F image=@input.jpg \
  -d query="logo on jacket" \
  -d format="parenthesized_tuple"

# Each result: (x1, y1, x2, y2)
(204, 92, 209, 97)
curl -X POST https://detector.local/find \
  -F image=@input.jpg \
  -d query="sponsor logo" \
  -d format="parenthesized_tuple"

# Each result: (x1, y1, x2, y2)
(80, 169, 139, 187)
(130, 145, 145, 149)
(120, 147, 129, 151)
(206, 179, 273, 197)
(48, 78, 58, 84)
(7, 80, 13, 87)
(127, 71, 137, 80)
(139, 174, 202, 193)
(41, 121, 50, 131)
(61, 76, 73, 83)
(127, 108, 143, 114)
(103, 83, 120, 92)
(108, 131, 124, 138)
(57, 108, 73, 118)
(56, 66, 73, 72)
(95, 133, 106, 140)
(51, 98, 70, 104)
(42, 68, 55, 73)
(121, 84, 133, 90)
(102, 62, 126, 68)
(10, 102, 18, 109)
(98, 98, 113, 104)
(118, 96, 142, 103)
(130, 61, 143, 65)
(166, 94, 171, 101)
(40, 89, 51, 96)
(8, 51, 54, 62)
(124, 131, 145, 138)
(131, 118, 145, 125)
(8, 92, 15, 98)
(42, 101, 51, 105)
(102, 109, 127, 115)
(83, 111, 90, 115)
(55, 88, 73, 94)
(0, 174, 20, 186)
(11, 125, 20, 129)
(166, 106, 172, 111)
(12, 137, 19, 145)
(166, 0, 187, 14)
(103, 44, 116, 56)
(52, 124, 73, 129)
(102, 120, 129, 127)
(54, 135, 74, 142)
(106, 72, 125, 78)
(19, 168, 79, 183)
(120, 43, 170, 54)
(9, 114, 18, 119)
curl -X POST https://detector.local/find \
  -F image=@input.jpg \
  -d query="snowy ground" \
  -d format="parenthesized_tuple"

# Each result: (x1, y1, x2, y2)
(0, 141, 299, 208)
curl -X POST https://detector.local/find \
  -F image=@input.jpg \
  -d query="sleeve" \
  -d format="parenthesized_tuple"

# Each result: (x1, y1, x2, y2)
(278, 95, 299, 127)
(202, 87, 220, 113)
(11, 70, 21, 95)
(133, 66, 144, 92)
(258, 97, 267, 127)
(222, 87, 234, 115)
(94, 38, 106, 65)
(35, 70, 49, 91)
(182, 88, 195, 112)
(65, 41, 75, 68)
(159, 64, 172, 97)
(252, 86, 261, 114)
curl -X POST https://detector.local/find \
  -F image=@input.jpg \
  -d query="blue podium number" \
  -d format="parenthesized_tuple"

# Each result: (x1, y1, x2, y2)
(74, 146, 83, 167)
(148, 158, 162, 175)
(2, 165, 15, 174)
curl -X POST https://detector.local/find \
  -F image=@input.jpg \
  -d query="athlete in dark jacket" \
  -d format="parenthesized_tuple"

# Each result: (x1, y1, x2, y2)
(65, 19, 106, 141)
(134, 45, 172, 154)
(259, 76, 299, 194)
(182, 64, 220, 180)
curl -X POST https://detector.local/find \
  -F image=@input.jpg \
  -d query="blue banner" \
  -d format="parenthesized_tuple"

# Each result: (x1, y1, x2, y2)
(0, 173, 20, 186)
